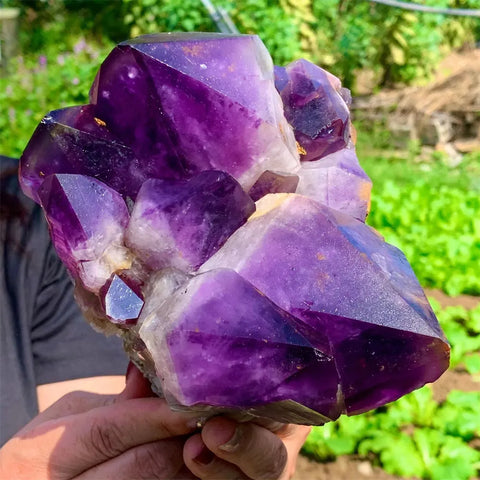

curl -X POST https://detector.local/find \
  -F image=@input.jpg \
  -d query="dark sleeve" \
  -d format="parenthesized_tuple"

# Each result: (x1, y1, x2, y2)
(31, 240, 128, 385)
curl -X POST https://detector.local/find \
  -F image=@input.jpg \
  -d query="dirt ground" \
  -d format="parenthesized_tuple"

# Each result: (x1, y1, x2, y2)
(293, 455, 406, 480)
(426, 288, 479, 310)
(292, 289, 480, 480)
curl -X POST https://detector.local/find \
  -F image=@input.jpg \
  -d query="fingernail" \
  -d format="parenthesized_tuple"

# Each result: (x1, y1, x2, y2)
(194, 445, 215, 466)
(218, 425, 242, 452)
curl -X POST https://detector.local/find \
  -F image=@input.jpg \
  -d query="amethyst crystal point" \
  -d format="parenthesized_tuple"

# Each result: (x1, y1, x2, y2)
(139, 268, 341, 421)
(74, 283, 122, 336)
(100, 274, 144, 325)
(296, 147, 372, 221)
(248, 170, 299, 202)
(91, 33, 299, 189)
(201, 194, 449, 413)
(89, 45, 186, 182)
(126, 171, 255, 272)
(38, 174, 131, 292)
(19, 105, 141, 202)
(274, 60, 350, 162)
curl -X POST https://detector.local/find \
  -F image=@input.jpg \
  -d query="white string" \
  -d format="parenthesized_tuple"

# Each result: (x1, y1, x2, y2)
(368, 0, 480, 17)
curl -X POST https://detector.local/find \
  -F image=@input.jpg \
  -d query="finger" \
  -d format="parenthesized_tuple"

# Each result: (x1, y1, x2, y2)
(201, 418, 288, 480)
(184, 434, 249, 480)
(118, 362, 157, 401)
(176, 465, 201, 480)
(28, 365, 145, 431)
(276, 425, 312, 480)
(278, 424, 311, 441)
(75, 438, 184, 480)
(26, 364, 158, 436)
(27, 397, 198, 478)
(24, 391, 116, 430)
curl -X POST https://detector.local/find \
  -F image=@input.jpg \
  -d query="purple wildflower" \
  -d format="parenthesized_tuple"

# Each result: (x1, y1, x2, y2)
(73, 38, 87, 54)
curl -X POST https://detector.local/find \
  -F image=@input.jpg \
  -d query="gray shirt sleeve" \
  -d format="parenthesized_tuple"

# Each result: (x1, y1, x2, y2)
(31, 238, 128, 385)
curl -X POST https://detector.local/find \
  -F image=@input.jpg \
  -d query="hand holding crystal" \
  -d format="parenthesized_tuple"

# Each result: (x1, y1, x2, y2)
(184, 418, 311, 480)
(0, 366, 197, 480)
(0, 364, 308, 480)
(124, 364, 310, 480)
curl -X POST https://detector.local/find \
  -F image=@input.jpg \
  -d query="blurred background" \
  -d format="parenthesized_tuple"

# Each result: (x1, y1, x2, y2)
(0, 1, 479, 478)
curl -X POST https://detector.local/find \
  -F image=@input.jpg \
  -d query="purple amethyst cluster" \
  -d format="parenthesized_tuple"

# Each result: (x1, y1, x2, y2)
(19, 33, 449, 425)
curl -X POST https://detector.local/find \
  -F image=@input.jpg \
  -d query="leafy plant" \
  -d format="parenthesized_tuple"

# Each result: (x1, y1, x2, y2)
(0, 42, 110, 157)
(363, 153, 480, 296)
(5, 0, 480, 90)
(436, 304, 480, 368)
(434, 391, 480, 440)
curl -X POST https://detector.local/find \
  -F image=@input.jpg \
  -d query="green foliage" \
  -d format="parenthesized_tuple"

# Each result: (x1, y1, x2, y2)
(464, 354, 480, 375)
(123, 0, 214, 38)
(0, 43, 111, 156)
(119, 0, 478, 89)
(316, 0, 479, 87)
(441, 0, 480, 48)
(230, 0, 302, 66)
(303, 390, 480, 479)
(121, 0, 303, 67)
(433, 390, 480, 440)
(304, 407, 480, 479)
(363, 153, 480, 296)
(9, 0, 478, 90)
(303, 415, 369, 461)
(437, 304, 480, 368)
(3, 0, 128, 51)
